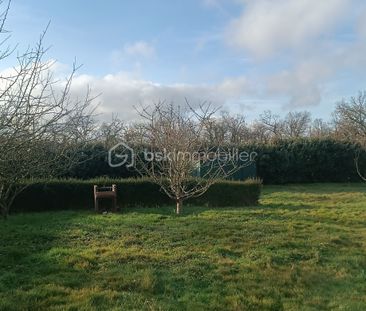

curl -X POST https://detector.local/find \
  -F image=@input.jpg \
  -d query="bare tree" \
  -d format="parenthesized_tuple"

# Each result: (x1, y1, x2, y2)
(203, 117, 226, 145)
(0, 2, 95, 218)
(124, 122, 150, 146)
(283, 111, 311, 138)
(309, 118, 332, 138)
(258, 110, 284, 142)
(202, 112, 249, 145)
(221, 112, 249, 144)
(333, 92, 366, 142)
(98, 115, 126, 148)
(334, 91, 366, 180)
(130, 101, 254, 214)
(250, 121, 271, 144)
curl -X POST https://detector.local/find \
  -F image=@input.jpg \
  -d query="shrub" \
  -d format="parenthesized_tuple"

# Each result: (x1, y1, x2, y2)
(11, 178, 262, 212)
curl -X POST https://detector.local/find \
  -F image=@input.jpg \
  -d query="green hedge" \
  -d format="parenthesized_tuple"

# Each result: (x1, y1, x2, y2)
(240, 139, 366, 184)
(194, 180, 261, 207)
(11, 178, 262, 212)
(63, 139, 366, 184)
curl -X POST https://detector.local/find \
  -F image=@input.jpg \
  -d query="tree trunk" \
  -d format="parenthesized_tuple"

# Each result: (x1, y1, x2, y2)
(176, 198, 182, 214)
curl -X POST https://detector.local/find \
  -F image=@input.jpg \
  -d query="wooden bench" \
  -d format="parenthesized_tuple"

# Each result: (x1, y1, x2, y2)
(93, 184, 117, 212)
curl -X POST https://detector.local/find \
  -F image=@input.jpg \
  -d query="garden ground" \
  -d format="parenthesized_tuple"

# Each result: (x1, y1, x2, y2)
(0, 183, 366, 310)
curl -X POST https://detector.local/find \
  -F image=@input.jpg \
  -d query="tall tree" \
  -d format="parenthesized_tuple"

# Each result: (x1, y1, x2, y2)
(0, 2, 95, 218)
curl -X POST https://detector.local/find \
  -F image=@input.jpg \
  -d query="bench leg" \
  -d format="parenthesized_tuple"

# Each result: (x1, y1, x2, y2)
(113, 197, 117, 212)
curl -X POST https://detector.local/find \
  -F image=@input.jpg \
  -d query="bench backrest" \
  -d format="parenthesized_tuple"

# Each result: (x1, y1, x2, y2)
(94, 184, 117, 197)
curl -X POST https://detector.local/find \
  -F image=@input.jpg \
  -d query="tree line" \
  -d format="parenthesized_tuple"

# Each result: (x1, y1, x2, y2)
(95, 92, 366, 149)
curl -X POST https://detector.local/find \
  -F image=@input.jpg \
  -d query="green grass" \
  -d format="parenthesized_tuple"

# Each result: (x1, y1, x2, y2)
(1, 183, 366, 310)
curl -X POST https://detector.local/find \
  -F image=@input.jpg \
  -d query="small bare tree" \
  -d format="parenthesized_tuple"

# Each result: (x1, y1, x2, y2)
(130, 101, 255, 214)
(0, 2, 95, 218)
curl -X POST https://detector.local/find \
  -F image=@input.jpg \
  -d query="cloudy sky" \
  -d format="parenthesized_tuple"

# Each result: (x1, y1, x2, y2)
(3, 0, 366, 121)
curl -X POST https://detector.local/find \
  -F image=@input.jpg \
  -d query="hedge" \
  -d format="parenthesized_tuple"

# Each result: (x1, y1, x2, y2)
(11, 178, 262, 212)
(252, 139, 366, 184)
(62, 139, 366, 184)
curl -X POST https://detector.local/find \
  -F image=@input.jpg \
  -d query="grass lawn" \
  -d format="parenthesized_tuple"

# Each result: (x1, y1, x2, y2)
(1, 183, 366, 310)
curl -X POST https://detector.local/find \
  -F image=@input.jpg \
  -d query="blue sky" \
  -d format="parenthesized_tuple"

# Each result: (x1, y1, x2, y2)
(3, 0, 366, 121)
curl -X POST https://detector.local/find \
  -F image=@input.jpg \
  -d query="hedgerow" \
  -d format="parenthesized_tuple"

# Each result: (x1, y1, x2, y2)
(62, 139, 366, 184)
(11, 178, 262, 212)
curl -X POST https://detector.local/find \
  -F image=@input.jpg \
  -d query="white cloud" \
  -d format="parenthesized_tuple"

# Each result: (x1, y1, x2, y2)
(226, 0, 349, 58)
(267, 60, 332, 108)
(123, 41, 155, 58)
(110, 41, 155, 67)
(222, 0, 366, 108)
(0, 58, 253, 121)
(69, 72, 252, 121)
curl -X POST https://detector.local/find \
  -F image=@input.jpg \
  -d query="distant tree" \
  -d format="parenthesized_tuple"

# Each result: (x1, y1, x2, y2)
(250, 121, 271, 144)
(201, 112, 250, 145)
(203, 117, 226, 145)
(334, 91, 366, 142)
(258, 110, 284, 141)
(334, 91, 366, 180)
(221, 112, 249, 144)
(309, 118, 332, 138)
(283, 111, 311, 138)
(98, 115, 126, 148)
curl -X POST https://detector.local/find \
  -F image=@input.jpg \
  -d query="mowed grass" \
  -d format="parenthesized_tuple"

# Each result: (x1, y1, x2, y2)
(1, 184, 366, 311)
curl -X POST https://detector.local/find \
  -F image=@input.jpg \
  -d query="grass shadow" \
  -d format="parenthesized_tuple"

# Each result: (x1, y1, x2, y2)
(258, 202, 317, 211)
(120, 205, 215, 217)
(263, 183, 366, 195)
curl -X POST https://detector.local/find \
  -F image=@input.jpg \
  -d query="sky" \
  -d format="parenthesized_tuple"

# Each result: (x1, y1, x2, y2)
(2, 0, 366, 122)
